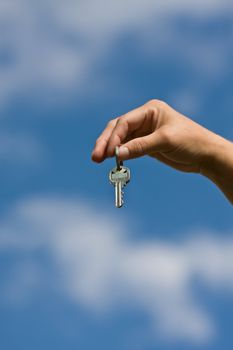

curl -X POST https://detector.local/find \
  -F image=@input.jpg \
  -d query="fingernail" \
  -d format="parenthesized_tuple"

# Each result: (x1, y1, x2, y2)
(119, 146, 129, 159)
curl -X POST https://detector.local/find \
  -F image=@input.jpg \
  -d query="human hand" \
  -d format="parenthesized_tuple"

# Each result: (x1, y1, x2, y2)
(92, 99, 233, 203)
(92, 99, 219, 174)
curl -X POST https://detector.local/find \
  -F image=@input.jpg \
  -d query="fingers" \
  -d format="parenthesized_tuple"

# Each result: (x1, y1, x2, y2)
(117, 131, 164, 160)
(106, 104, 155, 157)
(92, 104, 148, 162)
(92, 101, 159, 162)
(91, 118, 118, 162)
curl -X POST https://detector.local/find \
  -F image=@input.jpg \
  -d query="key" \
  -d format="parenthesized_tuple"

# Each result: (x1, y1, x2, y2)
(109, 147, 131, 208)
(109, 166, 130, 207)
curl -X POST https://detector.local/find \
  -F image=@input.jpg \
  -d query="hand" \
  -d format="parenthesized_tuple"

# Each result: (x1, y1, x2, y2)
(92, 99, 219, 174)
(92, 99, 233, 204)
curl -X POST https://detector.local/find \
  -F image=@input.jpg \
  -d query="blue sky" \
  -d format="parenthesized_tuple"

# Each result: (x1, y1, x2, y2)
(0, 1, 233, 349)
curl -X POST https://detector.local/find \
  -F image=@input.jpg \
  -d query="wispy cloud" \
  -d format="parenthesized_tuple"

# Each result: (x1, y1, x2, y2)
(0, 0, 232, 111)
(0, 196, 233, 344)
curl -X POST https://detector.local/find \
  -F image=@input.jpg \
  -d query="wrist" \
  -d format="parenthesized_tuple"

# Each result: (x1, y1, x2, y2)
(200, 134, 233, 177)
(200, 133, 233, 203)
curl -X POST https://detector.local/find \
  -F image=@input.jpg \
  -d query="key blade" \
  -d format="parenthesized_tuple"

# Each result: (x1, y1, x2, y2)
(115, 182, 123, 208)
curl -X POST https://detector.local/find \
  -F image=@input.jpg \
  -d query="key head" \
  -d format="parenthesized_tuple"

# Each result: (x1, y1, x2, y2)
(109, 166, 130, 186)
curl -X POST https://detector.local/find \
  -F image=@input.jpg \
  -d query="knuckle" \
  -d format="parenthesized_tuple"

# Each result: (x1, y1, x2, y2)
(146, 99, 168, 109)
(114, 116, 128, 132)
(116, 117, 125, 126)
(145, 99, 169, 120)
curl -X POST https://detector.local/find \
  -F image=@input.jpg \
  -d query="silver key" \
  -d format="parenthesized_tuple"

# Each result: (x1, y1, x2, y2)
(109, 147, 131, 208)
(109, 166, 130, 207)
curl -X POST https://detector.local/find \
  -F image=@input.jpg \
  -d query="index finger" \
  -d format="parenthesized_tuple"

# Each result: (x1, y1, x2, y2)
(91, 118, 118, 163)
(106, 104, 149, 157)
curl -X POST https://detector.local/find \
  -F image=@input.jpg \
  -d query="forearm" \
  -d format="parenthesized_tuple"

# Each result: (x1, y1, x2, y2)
(200, 133, 233, 204)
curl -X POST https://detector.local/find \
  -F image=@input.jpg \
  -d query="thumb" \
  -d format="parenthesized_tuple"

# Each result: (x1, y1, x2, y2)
(118, 133, 163, 160)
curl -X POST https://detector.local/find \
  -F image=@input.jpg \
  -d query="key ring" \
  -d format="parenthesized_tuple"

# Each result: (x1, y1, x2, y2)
(115, 146, 123, 171)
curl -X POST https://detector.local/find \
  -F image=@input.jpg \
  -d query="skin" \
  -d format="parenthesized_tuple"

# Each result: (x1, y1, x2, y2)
(91, 99, 233, 204)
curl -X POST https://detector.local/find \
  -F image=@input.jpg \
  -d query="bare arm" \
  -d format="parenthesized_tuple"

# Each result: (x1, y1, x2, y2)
(91, 99, 233, 204)
(200, 134, 233, 204)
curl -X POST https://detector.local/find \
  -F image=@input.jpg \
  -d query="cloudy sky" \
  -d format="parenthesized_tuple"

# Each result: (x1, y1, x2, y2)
(0, 1, 233, 349)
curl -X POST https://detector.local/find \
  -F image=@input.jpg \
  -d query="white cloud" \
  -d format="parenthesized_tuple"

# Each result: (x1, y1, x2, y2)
(0, 196, 233, 344)
(0, 0, 232, 111)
